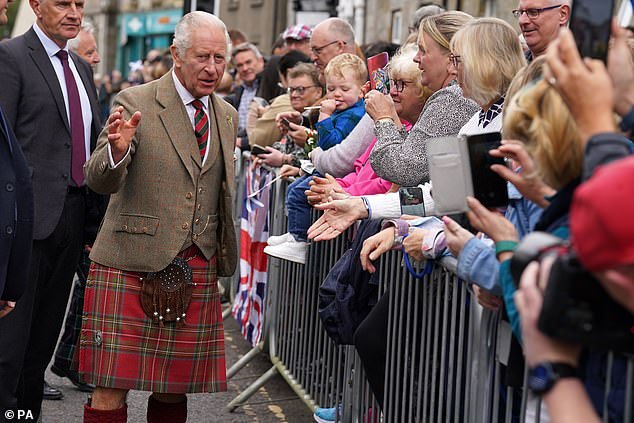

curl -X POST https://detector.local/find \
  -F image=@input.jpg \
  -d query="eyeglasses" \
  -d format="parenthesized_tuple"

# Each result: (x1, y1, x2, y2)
(391, 79, 413, 93)
(311, 40, 345, 55)
(449, 53, 462, 68)
(512, 4, 561, 19)
(287, 85, 319, 95)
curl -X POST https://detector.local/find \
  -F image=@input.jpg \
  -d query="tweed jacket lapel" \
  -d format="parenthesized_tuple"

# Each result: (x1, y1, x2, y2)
(204, 94, 235, 181)
(156, 72, 197, 182)
(25, 28, 70, 135)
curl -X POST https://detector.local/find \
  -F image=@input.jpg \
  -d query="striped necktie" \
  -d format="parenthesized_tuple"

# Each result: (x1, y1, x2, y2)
(191, 99, 209, 159)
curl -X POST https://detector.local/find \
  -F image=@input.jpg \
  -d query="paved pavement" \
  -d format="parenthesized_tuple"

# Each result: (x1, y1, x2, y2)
(41, 316, 314, 423)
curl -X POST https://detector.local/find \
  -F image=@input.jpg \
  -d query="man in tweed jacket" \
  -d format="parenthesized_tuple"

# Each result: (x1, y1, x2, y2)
(79, 12, 237, 423)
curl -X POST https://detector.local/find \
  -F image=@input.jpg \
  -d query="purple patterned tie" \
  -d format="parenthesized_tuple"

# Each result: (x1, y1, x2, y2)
(56, 50, 86, 186)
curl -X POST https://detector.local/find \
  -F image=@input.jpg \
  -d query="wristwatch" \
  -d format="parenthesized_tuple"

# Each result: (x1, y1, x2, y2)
(528, 362, 578, 395)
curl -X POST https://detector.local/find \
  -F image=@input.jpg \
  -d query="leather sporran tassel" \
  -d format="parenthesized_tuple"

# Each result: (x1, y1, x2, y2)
(140, 257, 193, 327)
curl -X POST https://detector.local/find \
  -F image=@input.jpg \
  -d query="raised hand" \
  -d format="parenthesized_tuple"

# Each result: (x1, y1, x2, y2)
(442, 216, 474, 257)
(489, 140, 555, 208)
(257, 146, 285, 167)
(364, 89, 398, 123)
(306, 174, 345, 204)
(320, 99, 336, 117)
(466, 197, 518, 244)
(308, 197, 368, 241)
(107, 106, 141, 164)
(275, 111, 302, 134)
(544, 28, 615, 142)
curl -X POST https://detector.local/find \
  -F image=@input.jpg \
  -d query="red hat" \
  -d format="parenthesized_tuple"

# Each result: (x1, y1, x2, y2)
(570, 155, 634, 271)
(282, 25, 312, 41)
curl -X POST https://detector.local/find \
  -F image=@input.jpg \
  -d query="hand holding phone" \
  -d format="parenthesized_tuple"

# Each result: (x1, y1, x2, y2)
(280, 118, 292, 130)
(569, 0, 615, 62)
(466, 132, 508, 208)
(251, 144, 269, 156)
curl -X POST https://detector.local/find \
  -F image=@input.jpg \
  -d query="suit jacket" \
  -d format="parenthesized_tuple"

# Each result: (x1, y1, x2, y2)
(0, 107, 34, 301)
(85, 72, 239, 276)
(0, 27, 101, 240)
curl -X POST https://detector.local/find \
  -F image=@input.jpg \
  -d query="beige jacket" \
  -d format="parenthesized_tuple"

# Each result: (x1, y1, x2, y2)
(85, 71, 238, 275)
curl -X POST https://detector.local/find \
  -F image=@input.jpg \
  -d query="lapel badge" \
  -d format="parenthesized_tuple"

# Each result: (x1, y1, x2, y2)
(226, 115, 233, 127)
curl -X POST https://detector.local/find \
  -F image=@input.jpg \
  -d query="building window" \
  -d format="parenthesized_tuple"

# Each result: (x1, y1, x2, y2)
(480, 0, 496, 16)
(391, 10, 402, 44)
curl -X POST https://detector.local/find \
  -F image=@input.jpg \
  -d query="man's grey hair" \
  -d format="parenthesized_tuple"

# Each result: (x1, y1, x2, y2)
(231, 42, 262, 60)
(319, 18, 355, 46)
(67, 21, 95, 52)
(409, 4, 445, 32)
(173, 11, 231, 59)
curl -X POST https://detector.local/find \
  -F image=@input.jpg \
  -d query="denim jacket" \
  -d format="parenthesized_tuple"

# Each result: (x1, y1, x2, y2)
(456, 182, 543, 295)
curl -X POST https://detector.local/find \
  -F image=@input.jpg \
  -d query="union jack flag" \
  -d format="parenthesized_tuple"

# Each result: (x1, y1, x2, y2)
(232, 160, 272, 346)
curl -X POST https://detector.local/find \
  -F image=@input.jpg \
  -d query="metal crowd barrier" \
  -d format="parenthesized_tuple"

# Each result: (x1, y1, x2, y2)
(225, 161, 634, 423)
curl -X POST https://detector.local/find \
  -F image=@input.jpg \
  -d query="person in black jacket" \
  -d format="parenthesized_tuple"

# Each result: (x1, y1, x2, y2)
(0, 0, 101, 418)
(0, 0, 33, 320)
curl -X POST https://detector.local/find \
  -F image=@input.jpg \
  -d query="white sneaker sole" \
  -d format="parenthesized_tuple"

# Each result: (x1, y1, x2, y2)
(313, 414, 336, 423)
(263, 245, 306, 264)
(267, 233, 294, 246)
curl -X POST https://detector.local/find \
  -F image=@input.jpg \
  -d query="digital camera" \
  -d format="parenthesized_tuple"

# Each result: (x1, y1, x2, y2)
(511, 232, 634, 353)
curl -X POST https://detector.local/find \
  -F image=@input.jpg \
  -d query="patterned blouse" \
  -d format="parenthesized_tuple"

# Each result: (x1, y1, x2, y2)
(369, 81, 479, 187)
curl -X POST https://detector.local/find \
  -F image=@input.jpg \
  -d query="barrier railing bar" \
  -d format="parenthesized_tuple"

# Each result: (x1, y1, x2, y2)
(519, 364, 529, 422)
(603, 352, 614, 423)
(408, 279, 421, 423)
(445, 271, 458, 422)
(421, 261, 433, 423)
(625, 357, 633, 423)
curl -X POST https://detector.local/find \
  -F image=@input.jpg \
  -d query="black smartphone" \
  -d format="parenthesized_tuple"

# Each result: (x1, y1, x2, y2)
(569, 0, 615, 62)
(466, 132, 508, 208)
(251, 144, 268, 156)
(280, 118, 292, 130)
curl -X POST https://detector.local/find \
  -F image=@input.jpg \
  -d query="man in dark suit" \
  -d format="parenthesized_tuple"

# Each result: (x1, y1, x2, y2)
(0, 0, 33, 320)
(0, 0, 101, 419)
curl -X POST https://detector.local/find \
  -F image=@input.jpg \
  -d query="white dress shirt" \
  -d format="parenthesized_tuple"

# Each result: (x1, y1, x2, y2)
(33, 23, 93, 163)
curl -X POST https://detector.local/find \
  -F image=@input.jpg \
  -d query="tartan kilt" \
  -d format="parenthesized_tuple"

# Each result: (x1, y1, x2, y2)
(78, 253, 226, 393)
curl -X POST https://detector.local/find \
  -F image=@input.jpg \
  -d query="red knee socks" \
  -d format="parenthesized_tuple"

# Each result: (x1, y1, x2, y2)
(146, 394, 187, 423)
(83, 403, 128, 423)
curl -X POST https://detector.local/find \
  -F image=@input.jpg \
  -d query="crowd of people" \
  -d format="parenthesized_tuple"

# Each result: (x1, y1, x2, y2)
(0, 0, 633, 422)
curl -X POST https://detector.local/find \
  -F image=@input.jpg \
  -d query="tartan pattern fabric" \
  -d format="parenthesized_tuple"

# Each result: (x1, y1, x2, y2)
(54, 249, 92, 371)
(191, 99, 209, 159)
(79, 254, 226, 393)
(282, 24, 312, 40)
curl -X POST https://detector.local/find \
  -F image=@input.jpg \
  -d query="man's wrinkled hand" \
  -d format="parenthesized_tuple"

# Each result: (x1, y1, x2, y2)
(107, 106, 141, 164)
